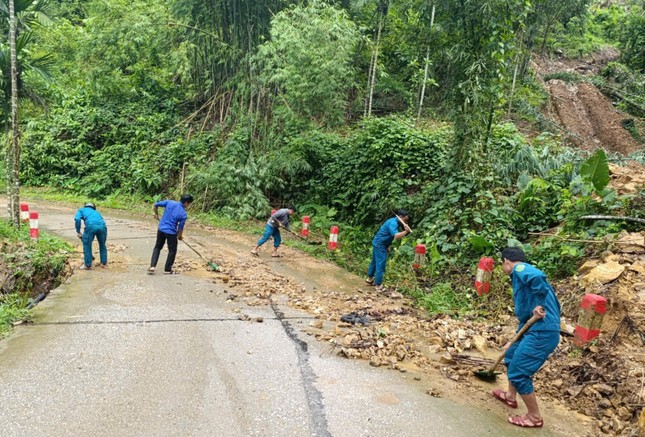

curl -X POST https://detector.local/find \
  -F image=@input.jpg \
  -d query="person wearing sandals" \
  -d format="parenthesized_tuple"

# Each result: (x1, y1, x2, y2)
(365, 210, 411, 292)
(251, 205, 296, 258)
(491, 247, 561, 429)
(74, 202, 108, 270)
(148, 194, 194, 274)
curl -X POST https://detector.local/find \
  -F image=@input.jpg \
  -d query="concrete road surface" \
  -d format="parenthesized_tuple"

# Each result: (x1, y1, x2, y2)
(0, 201, 564, 436)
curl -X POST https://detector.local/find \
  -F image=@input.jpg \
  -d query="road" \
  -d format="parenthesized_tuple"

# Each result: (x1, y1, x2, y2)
(0, 201, 563, 436)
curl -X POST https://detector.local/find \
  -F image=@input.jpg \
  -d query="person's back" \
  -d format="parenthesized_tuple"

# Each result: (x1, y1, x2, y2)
(511, 262, 561, 332)
(156, 200, 188, 234)
(372, 217, 399, 247)
(75, 206, 106, 229)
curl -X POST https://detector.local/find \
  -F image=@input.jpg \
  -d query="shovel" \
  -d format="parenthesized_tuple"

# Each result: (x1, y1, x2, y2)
(473, 314, 541, 382)
(182, 240, 220, 271)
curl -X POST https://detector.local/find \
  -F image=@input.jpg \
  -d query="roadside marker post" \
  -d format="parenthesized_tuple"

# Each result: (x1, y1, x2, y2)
(29, 211, 39, 239)
(574, 294, 607, 347)
(328, 226, 338, 251)
(302, 216, 310, 238)
(20, 203, 29, 222)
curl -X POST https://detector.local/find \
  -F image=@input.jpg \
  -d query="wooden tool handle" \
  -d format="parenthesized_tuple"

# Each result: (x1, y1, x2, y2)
(394, 213, 413, 234)
(489, 314, 541, 372)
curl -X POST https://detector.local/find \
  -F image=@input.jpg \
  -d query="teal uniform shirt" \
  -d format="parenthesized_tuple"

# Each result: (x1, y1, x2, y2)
(372, 217, 400, 248)
(511, 263, 561, 332)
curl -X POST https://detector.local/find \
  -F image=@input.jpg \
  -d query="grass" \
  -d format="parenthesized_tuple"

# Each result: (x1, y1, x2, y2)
(0, 294, 30, 338)
(0, 219, 74, 336)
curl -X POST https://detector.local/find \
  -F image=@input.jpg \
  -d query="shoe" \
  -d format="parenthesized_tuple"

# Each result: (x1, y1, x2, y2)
(100, 264, 108, 269)
(80, 265, 92, 271)
(147, 267, 155, 274)
(375, 285, 386, 293)
(164, 270, 179, 275)
(365, 278, 375, 286)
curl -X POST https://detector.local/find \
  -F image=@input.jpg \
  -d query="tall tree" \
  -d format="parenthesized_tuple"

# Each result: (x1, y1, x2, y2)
(7, 0, 18, 225)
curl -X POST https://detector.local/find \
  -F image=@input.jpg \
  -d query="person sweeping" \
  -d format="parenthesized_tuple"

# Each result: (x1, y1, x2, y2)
(149, 194, 194, 274)
(74, 202, 108, 270)
(365, 210, 411, 292)
(491, 247, 561, 429)
(251, 205, 296, 258)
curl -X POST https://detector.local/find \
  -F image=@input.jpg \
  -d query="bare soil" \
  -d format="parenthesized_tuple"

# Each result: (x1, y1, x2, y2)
(533, 48, 643, 155)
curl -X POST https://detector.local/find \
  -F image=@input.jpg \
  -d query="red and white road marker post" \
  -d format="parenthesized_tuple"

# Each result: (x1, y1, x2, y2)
(29, 211, 39, 240)
(328, 226, 339, 251)
(20, 203, 29, 222)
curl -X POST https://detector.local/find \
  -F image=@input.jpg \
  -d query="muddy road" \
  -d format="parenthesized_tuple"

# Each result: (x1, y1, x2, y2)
(0, 201, 568, 436)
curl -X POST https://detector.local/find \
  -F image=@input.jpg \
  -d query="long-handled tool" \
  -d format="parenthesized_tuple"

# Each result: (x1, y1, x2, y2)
(393, 212, 413, 234)
(282, 226, 323, 245)
(474, 314, 541, 382)
(182, 240, 220, 271)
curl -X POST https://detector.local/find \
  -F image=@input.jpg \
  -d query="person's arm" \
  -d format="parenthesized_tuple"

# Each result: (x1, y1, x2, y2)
(74, 210, 83, 237)
(153, 205, 159, 221)
(528, 275, 550, 319)
(176, 212, 187, 240)
(390, 219, 409, 240)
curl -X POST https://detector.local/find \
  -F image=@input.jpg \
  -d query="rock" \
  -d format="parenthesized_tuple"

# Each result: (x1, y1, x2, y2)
(553, 379, 564, 388)
(629, 261, 645, 275)
(598, 398, 612, 409)
(596, 383, 614, 396)
(567, 385, 585, 397)
(578, 259, 601, 274)
(581, 261, 625, 287)
(440, 353, 455, 364)
(639, 408, 645, 437)
(457, 329, 467, 340)
(472, 335, 487, 354)
(369, 358, 382, 367)
(428, 336, 444, 346)
(611, 415, 624, 433)
(617, 406, 632, 421)
(309, 320, 323, 329)
(255, 317, 264, 323)
(616, 232, 645, 254)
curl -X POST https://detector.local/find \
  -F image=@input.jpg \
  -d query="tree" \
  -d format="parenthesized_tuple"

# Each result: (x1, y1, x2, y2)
(0, 0, 53, 225)
(255, 1, 359, 127)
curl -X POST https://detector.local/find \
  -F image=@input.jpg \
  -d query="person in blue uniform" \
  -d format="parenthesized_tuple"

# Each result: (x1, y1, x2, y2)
(148, 194, 194, 274)
(491, 247, 561, 429)
(74, 202, 108, 270)
(365, 210, 411, 292)
(251, 205, 296, 258)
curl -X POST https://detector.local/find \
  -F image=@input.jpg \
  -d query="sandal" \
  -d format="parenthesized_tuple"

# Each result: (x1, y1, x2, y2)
(163, 270, 179, 275)
(508, 415, 543, 428)
(365, 278, 375, 286)
(491, 389, 518, 408)
(271, 253, 281, 258)
(251, 250, 259, 257)
(80, 265, 92, 271)
(147, 267, 155, 274)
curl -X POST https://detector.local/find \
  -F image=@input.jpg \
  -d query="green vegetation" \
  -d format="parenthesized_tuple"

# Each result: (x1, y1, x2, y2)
(0, 220, 73, 336)
(1, 0, 643, 317)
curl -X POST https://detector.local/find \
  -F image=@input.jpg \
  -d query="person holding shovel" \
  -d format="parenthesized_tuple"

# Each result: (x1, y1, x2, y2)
(148, 194, 194, 274)
(251, 205, 296, 258)
(491, 247, 561, 429)
(365, 210, 411, 292)
(74, 202, 108, 270)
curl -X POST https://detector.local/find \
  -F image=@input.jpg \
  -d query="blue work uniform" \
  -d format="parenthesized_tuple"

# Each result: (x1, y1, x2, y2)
(257, 208, 291, 248)
(505, 262, 561, 395)
(74, 207, 108, 268)
(150, 200, 188, 273)
(367, 217, 401, 286)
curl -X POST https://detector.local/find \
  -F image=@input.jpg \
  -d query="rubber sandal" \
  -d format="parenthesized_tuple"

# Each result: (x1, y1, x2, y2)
(492, 389, 518, 408)
(365, 278, 375, 286)
(80, 265, 92, 271)
(271, 253, 281, 258)
(508, 415, 543, 428)
(147, 267, 155, 274)
(163, 271, 179, 275)
(251, 250, 259, 257)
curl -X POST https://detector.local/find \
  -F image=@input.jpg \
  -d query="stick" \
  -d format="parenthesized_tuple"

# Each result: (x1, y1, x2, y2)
(528, 232, 639, 245)
(580, 215, 645, 225)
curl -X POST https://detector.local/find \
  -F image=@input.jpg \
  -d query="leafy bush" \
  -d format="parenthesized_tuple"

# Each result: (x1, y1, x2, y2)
(323, 116, 450, 224)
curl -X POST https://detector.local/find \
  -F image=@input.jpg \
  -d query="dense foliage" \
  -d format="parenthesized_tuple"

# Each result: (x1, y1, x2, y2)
(1, 0, 643, 310)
